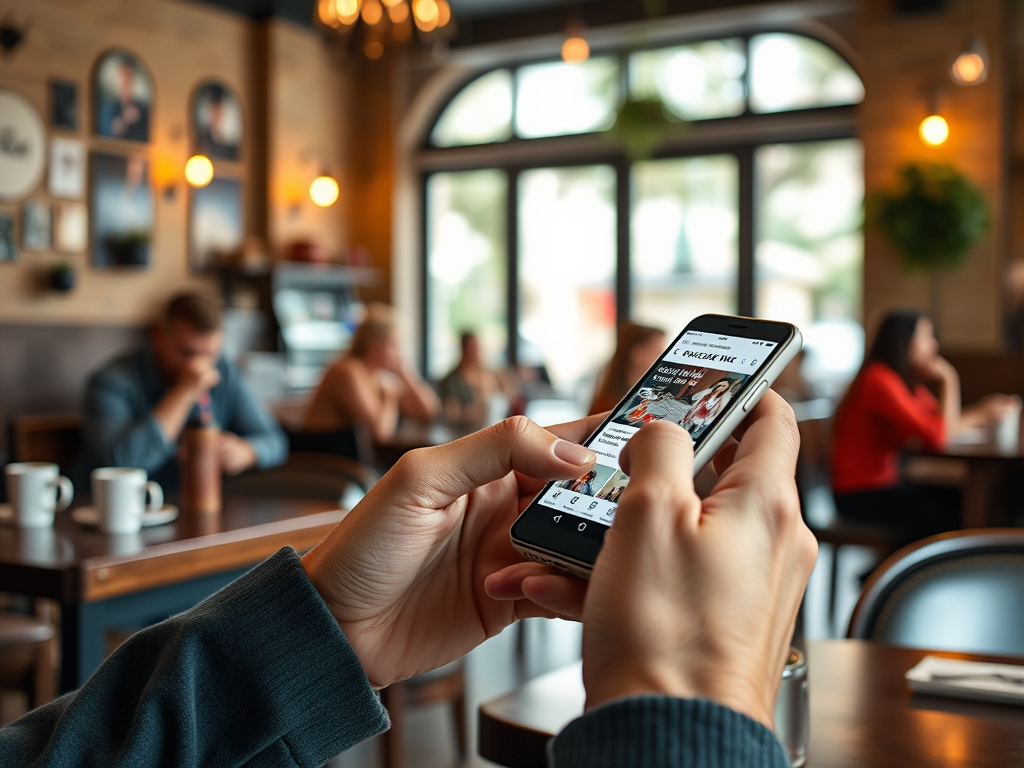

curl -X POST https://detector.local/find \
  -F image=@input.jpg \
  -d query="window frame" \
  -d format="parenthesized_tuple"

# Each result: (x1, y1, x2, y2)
(418, 30, 862, 375)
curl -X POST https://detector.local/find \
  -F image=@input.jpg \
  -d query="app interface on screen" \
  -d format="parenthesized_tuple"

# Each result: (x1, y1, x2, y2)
(536, 330, 776, 528)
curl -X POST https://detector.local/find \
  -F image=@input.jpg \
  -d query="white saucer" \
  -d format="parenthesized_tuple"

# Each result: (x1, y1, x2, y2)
(71, 504, 179, 529)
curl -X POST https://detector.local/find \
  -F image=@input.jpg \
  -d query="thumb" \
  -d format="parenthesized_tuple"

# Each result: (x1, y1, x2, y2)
(390, 416, 597, 509)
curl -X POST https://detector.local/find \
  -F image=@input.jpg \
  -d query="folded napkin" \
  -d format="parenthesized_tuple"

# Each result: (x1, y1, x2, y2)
(906, 655, 1024, 706)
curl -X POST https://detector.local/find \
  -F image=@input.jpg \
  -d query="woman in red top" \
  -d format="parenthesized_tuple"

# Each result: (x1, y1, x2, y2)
(832, 310, 1013, 539)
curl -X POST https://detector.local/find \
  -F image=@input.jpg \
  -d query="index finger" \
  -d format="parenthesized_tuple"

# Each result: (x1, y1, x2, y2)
(715, 389, 800, 488)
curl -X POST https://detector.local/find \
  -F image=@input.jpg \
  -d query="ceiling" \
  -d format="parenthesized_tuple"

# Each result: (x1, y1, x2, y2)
(186, 0, 600, 27)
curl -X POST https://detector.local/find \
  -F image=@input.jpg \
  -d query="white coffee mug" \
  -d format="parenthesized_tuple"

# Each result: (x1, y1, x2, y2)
(5, 462, 74, 528)
(92, 468, 163, 535)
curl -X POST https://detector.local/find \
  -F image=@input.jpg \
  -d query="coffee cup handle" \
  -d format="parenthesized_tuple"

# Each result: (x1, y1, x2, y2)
(54, 476, 74, 512)
(145, 482, 164, 514)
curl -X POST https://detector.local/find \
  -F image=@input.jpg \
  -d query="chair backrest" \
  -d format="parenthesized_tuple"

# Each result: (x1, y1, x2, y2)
(9, 414, 83, 472)
(223, 452, 377, 506)
(848, 529, 1024, 657)
(285, 426, 374, 466)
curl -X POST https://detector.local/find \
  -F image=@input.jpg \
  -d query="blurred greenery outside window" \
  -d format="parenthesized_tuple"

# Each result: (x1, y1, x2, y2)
(424, 32, 863, 397)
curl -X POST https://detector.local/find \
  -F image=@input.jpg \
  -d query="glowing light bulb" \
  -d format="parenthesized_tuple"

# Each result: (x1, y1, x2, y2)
(951, 52, 986, 85)
(413, 0, 439, 30)
(364, 36, 385, 59)
(919, 115, 949, 147)
(561, 35, 590, 63)
(310, 175, 340, 207)
(334, 0, 361, 25)
(436, 0, 451, 27)
(184, 155, 214, 188)
(362, 0, 383, 25)
(388, 0, 409, 22)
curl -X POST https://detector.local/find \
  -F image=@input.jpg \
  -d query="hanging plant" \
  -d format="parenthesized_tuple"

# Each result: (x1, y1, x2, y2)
(868, 162, 990, 272)
(604, 96, 687, 162)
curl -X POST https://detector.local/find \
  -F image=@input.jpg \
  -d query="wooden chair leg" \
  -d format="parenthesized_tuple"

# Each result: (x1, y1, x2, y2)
(827, 543, 840, 636)
(452, 689, 467, 762)
(30, 637, 55, 709)
(381, 683, 405, 768)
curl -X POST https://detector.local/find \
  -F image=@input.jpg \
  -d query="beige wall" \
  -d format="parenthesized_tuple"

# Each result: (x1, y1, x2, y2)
(0, 0, 349, 326)
(860, 0, 1008, 348)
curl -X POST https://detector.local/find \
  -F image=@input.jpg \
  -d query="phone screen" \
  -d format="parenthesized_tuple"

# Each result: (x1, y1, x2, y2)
(512, 320, 794, 567)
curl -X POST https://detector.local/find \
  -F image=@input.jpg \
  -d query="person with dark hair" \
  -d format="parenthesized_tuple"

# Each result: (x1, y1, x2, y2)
(304, 304, 439, 442)
(439, 331, 515, 426)
(590, 322, 667, 415)
(82, 291, 286, 491)
(832, 309, 1013, 538)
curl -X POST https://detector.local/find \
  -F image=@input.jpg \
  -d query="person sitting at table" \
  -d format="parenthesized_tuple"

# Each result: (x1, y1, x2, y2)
(81, 292, 287, 491)
(439, 331, 516, 426)
(589, 321, 667, 415)
(0, 393, 813, 768)
(304, 304, 440, 442)
(832, 309, 1015, 539)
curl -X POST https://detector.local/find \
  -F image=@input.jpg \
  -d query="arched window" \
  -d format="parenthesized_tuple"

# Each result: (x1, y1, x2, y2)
(422, 32, 864, 400)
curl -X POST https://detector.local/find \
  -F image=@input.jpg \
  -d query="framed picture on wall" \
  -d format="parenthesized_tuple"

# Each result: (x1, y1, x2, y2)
(22, 200, 52, 252)
(193, 81, 243, 161)
(0, 90, 47, 202)
(90, 151, 153, 267)
(190, 177, 243, 272)
(51, 80, 78, 130)
(49, 138, 86, 199)
(54, 201, 88, 254)
(0, 209, 17, 262)
(93, 50, 153, 143)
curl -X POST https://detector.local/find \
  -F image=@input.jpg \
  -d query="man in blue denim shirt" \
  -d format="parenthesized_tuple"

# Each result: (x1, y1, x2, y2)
(81, 292, 286, 491)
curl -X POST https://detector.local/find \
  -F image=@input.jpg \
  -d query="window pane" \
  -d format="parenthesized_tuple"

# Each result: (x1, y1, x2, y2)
(749, 33, 864, 113)
(632, 155, 738, 334)
(630, 39, 746, 120)
(755, 139, 864, 393)
(519, 166, 616, 394)
(426, 170, 507, 379)
(431, 70, 513, 147)
(515, 58, 619, 139)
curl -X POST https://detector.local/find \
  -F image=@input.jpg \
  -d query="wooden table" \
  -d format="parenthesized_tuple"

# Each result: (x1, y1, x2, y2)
(909, 443, 1024, 528)
(0, 496, 343, 692)
(479, 640, 1024, 768)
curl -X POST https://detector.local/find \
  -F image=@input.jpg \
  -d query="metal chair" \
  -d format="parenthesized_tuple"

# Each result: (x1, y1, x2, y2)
(223, 452, 378, 505)
(848, 529, 1024, 656)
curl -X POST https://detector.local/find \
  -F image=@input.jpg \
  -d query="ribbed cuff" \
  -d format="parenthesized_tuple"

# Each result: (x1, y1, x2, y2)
(188, 547, 390, 766)
(549, 696, 790, 768)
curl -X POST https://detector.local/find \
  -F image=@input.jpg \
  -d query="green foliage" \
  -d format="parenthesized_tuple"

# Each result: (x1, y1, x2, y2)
(604, 96, 687, 161)
(869, 162, 989, 271)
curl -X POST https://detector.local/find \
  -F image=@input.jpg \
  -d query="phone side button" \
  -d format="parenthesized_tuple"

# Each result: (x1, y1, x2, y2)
(742, 380, 769, 412)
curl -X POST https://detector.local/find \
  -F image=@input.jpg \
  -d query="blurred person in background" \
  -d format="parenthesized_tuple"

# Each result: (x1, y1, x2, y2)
(304, 304, 439, 442)
(439, 331, 517, 426)
(832, 309, 1015, 539)
(82, 292, 286, 491)
(589, 322, 667, 415)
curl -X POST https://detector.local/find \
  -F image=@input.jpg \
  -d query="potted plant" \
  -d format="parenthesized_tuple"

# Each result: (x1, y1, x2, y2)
(869, 162, 989, 319)
(604, 95, 687, 161)
(49, 261, 76, 293)
(106, 230, 152, 267)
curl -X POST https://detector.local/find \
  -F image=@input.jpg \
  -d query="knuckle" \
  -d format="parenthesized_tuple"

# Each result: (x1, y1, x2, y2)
(500, 414, 535, 442)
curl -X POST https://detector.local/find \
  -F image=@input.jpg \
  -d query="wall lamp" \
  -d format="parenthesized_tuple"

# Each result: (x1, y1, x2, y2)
(310, 172, 340, 207)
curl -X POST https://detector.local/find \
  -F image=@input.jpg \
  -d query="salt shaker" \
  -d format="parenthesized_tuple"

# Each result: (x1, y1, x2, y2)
(774, 647, 809, 767)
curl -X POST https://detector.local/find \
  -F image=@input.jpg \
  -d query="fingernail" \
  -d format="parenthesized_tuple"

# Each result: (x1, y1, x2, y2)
(553, 440, 596, 466)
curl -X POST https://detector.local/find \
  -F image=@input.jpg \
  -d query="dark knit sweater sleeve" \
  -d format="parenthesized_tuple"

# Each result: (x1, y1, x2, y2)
(549, 696, 790, 768)
(0, 548, 389, 768)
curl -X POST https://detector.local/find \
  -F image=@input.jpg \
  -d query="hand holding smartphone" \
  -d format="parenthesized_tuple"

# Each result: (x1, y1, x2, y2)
(510, 314, 802, 578)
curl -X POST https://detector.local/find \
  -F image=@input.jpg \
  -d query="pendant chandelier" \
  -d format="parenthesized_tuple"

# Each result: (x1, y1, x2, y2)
(316, 0, 454, 60)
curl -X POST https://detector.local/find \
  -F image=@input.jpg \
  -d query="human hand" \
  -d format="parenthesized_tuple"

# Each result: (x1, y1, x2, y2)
(979, 393, 1021, 424)
(177, 357, 220, 397)
(920, 355, 958, 384)
(579, 391, 816, 728)
(218, 433, 258, 476)
(301, 415, 602, 688)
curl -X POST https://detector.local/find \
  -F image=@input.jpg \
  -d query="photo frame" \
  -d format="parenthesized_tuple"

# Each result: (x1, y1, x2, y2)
(93, 50, 153, 143)
(22, 199, 52, 252)
(49, 138, 86, 199)
(51, 80, 78, 130)
(90, 151, 153, 267)
(0, 89, 47, 202)
(0, 209, 17, 262)
(192, 81, 243, 161)
(190, 177, 243, 272)
(54, 201, 88, 254)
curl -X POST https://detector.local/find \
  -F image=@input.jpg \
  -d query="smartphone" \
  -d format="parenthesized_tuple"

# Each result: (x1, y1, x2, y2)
(510, 314, 802, 579)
